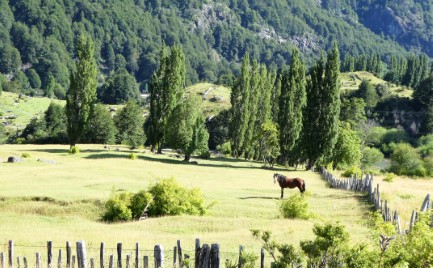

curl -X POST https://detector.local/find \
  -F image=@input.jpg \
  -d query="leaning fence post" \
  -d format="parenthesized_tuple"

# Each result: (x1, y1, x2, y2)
(36, 253, 41, 268)
(58, 249, 62, 268)
(142, 256, 148, 268)
(176, 240, 183, 268)
(76, 240, 87, 268)
(48, 241, 53, 268)
(260, 248, 264, 268)
(100, 243, 105, 268)
(8, 240, 13, 268)
(210, 244, 219, 268)
(153, 245, 163, 268)
(238, 246, 243, 268)
(194, 239, 200, 268)
(67, 242, 72, 268)
(117, 243, 122, 268)
(134, 243, 139, 268)
(198, 244, 210, 268)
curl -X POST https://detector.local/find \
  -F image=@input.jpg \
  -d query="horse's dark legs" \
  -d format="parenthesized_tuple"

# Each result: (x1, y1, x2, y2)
(281, 188, 284, 199)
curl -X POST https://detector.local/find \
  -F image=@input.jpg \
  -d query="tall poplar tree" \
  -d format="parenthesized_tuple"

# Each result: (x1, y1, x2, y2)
(147, 44, 185, 153)
(303, 43, 341, 169)
(278, 49, 306, 165)
(66, 35, 97, 148)
(230, 53, 251, 157)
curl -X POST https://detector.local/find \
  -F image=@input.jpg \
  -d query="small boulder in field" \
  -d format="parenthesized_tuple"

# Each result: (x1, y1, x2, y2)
(7, 156, 22, 163)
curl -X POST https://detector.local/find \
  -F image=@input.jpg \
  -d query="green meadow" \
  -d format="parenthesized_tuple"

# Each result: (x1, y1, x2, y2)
(0, 144, 373, 264)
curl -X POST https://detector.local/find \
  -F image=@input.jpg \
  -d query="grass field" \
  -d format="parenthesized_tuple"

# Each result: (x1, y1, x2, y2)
(0, 144, 375, 266)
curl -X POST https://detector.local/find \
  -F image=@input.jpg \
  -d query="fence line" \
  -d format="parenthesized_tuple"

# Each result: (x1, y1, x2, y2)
(0, 239, 268, 268)
(320, 167, 432, 234)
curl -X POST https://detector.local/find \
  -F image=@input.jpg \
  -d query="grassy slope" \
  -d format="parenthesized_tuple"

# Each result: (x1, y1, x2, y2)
(0, 144, 372, 263)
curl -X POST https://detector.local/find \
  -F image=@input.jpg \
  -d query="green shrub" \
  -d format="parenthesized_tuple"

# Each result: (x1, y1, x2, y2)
(365, 127, 387, 147)
(198, 150, 210, 159)
(389, 143, 425, 177)
(341, 166, 362, 178)
(130, 190, 153, 219)
(423, 157, 433, 177)
(225, 252, 257, 268)
(361, 147, 384, 168)
(68, 146, 80, 154)
(216, 142, 231, 155)
(102, 192, 133, 222)
(279, 193, 310, 220)
(148, 177, 206, 216)
(21, 153, 31, 158)
(128, 153, 137, 160)
(383, 173, 396, 182)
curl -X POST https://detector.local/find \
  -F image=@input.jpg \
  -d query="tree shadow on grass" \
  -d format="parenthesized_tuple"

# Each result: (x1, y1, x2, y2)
(22, 148, 106, 154)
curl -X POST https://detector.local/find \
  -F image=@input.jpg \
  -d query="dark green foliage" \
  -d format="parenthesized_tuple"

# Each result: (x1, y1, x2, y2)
(361, 147, 384, 168)
(114, 100, 146, 149)
(357, 80, 378, 111)
(341, 166, 362, 178)
(98, 68, 140, 104)
(129, 190, 153, 219)
(278, 49, 306, 165)
(330, 122, 362, 169)
(26, 69, 41, 89)
(66, 35, 97, 148)
(102, 191, 133, 222)
(0, 44, 21, 74)
(83, 104, 117, 144)
(206, 109, 230, 150)
(389, 143, 425, 177)
(340, 97, 366, 132)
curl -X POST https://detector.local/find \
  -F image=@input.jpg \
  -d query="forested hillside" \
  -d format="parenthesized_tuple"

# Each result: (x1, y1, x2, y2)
(0, 0, 432, 101)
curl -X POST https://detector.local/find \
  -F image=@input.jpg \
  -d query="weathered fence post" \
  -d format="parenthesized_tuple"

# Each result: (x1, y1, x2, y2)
(116, 243, 122, 268)
(66, 242, 71, 268)
(90, 259, 94, 268)
(194, 239, 200, 268)
(198, 244, 210, 268)
(142, 256, 148, 268)
(153, 245, 163, 268)
(134, 243, 139, 268)
(76, 241, 87, 268)
(72, 256, 76, 268)
(421, 194, 431, 212)
(173, 247, 177, 268)
(36, 253, 41, 268)
(260, 248, 264, 268)
(48, 241, 53, 268)
(8, 241, 13, 268)
(176, 240, 183, 268)
(1, 252, 4, 268)
(210, 244, 219, 268)
(58, 249, 62, 268)
(23, 257, 27, 268)
(100, 243, 105, 268)
(17, 256, 20, 268)
(237, 246, 243, 268)
(409, 210, 417, 231)
(125, 255, 130, 268)
(108, 255, 113, 268)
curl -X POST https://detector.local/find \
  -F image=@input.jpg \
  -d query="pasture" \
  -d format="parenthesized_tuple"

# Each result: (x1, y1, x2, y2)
(0, 144, 376, 264)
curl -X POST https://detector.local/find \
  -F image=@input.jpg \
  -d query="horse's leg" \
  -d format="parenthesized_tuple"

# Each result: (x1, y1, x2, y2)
(281, 188, 284, 199)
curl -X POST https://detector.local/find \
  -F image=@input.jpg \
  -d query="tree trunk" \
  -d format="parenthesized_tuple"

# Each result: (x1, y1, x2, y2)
(184, 154, 191, 161)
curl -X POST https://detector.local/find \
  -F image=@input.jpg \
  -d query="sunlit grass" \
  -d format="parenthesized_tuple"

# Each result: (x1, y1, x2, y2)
(0, 144, 376, 265)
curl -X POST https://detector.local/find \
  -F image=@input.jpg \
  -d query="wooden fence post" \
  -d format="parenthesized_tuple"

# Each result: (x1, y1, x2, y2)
(260, 248, 264, 268)
(108, 255, 113, 268)
(198, 244, 210, 268)
(116, 243, 122, 268)
(72, 256, 76, 268)
(237, 246, 243, 268)
(134, 243, 139, 268)
(142, 256, 148, 268)
(153, 245, 163, 268)
(210, 244, 219, 268)
(176, 241, 182, 268)
(48, 241, 53, 268)
(58, 249, 62, 268)
(194, 239, 200, 268)
(125, 255, 130, 268)
(100, 243, 105, 268)
(90, 259, 94, 268)
(17, 256, 20, 268)
(23, 257, 27, 268)
(76, 241, 87, 268)
(66, 242, 71, 268)
(36, 253, 41, 268)
(8, 240, 13, 268)
(0, 252, 4, 268)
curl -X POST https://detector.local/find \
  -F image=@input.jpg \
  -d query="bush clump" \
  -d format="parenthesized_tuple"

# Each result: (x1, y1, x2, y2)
(279, 193, 310, 220)
(128, 153, 137, 160)
(341, 166, 362, 178)
(68, 146, 80, 154)
(216, 142, 231, 155)
(383, 173, 396, 182)
(102, 178, 207, 222)
(21, 153, 31, 158)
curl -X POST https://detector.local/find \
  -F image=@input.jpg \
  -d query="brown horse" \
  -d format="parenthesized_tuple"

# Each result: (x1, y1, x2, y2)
(273, 173, 306, 198)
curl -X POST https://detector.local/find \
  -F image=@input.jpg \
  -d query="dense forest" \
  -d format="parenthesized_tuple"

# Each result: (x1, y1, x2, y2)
(0, 0, 432, 101)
